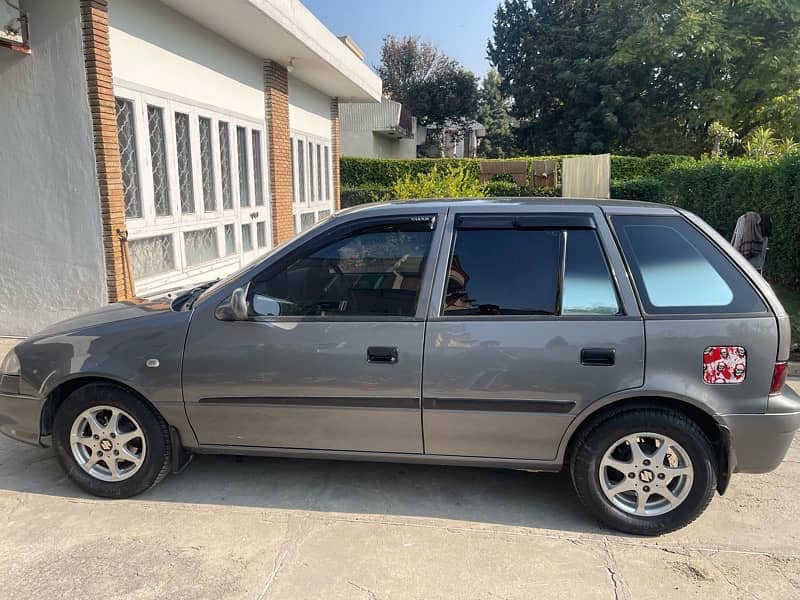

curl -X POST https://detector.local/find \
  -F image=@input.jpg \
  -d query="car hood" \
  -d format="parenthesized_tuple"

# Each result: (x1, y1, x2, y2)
(31, 299, 174, 339)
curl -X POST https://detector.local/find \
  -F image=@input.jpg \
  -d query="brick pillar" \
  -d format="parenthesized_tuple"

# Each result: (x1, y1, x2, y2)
(264, 60, 293, 244)
(330, 98, 341, 211)
(80, 0, 133, 301)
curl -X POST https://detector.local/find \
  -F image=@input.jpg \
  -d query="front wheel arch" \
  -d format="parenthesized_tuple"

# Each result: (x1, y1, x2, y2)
(42, 376, 162, 439)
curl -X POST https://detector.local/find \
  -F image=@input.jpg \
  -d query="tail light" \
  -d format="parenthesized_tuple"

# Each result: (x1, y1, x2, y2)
(770, 362, 788, 394)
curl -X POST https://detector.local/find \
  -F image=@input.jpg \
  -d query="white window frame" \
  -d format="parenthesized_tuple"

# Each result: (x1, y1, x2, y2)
(290, 129, 334, 234)
(115, 85, 272, 295)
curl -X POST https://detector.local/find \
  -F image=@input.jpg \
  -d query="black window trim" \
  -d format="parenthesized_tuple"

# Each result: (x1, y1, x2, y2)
(438, 212, 625, 320)
(609, 213, 771, 317)
(455, 213, 595, 230)
(241, 213, 438, 323)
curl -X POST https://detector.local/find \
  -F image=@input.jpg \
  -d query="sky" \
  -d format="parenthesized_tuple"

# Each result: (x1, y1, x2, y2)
(302, 0, 499, 79)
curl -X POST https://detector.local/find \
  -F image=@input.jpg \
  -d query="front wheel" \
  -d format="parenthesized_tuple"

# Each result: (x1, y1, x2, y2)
(53, 383, 172, 498)
(570, 408, 717, 536)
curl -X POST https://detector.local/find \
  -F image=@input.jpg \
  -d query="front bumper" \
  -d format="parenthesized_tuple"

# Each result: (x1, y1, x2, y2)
(0, 374, 44, 446)
(722, 384, 800, 474)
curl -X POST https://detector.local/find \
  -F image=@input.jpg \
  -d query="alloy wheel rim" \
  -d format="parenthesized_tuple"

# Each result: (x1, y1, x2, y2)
(69, 405, 147, 482)
(598, 432, 694, 517)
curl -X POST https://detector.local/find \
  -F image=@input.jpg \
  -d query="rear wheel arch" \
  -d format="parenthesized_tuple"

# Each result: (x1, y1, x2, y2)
(562, 396, 728, 491)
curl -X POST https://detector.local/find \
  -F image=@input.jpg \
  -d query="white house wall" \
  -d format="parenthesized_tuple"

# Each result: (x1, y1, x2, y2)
(108, 0, 274, 296)
(340, 131, 416, 159)
(0, 0, 107, 336)
(108, 0, 264, 121)
(288, 75, 331, 139)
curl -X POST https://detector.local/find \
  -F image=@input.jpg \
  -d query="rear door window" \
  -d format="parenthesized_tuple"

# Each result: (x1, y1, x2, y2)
(444, 229, 561, 315)
(442, 215, 620, 316)
(562, 230, 620, 315)
(612, 215, 766, 315)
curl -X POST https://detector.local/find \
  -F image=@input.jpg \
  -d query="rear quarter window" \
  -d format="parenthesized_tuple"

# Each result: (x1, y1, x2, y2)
(612, 215, 767, 315)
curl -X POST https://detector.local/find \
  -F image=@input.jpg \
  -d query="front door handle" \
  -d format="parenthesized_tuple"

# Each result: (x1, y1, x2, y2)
(581, 348, 615, 366)
(367, 346, 398, 364)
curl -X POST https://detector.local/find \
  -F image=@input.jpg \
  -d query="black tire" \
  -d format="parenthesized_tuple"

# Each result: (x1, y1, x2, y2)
(570, 408, 716, 536)
(53, 382, 171, 498)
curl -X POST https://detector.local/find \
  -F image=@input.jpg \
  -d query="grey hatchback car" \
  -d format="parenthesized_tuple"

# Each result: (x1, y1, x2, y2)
(1, 198, 798, 535)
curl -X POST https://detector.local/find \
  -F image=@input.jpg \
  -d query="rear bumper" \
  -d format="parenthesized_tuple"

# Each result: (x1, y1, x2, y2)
(0, 375, 44, 446)
(722, 385, 800, 474)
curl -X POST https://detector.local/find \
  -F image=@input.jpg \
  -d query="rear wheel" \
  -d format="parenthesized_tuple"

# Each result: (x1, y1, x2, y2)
(571, 408, 716, 536)
(53, 383, 171, 498)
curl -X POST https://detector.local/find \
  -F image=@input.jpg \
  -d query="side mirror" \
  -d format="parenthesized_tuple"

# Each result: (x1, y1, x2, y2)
(252, 294, 282, 317)
(215, 287, 250, 321)
(231, 287, 249, 321)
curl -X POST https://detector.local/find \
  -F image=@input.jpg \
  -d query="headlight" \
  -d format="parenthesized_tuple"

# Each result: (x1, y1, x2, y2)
(0, 348, 20, 375)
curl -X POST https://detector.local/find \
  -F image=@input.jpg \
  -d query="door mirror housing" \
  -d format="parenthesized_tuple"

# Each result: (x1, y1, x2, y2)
(231, 287, 249, 320)
(215, 287, 249, 321)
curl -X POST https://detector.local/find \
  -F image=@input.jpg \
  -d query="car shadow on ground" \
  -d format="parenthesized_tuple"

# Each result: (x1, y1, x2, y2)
(0, 441, 609, 535)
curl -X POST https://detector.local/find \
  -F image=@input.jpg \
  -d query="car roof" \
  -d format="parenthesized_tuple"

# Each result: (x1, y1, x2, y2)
(338, 197, 676, 216)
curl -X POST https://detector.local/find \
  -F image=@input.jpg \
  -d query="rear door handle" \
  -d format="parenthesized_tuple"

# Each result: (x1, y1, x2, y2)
(581, 348, 615, 366)
(367, 346, 398, 364)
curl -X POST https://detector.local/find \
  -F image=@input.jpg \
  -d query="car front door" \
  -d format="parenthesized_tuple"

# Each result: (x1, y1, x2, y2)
(422, 208, 645, 460)
(182, 212, 443, 453)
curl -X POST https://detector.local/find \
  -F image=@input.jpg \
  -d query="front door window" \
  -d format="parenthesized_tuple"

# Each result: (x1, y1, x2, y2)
(249, 219, 434, 318)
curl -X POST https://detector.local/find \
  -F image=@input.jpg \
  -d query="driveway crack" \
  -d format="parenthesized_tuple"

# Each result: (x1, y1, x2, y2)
(602, 538, 629, 600)
(348, 580, 380, 600)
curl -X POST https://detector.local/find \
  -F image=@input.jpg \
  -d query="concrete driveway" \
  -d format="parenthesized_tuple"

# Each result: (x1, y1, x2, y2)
(1, 387, 799, 599)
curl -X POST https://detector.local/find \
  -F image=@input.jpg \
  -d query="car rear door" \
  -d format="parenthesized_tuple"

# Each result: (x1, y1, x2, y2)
(421, 207, 645, 460)
(182, 210, 445, 453)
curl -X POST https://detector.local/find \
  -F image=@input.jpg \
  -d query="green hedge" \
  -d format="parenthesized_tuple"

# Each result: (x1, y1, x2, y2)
(340, 186, 392, 208)
(611, 154, 695, 181)
(484, 180, 521, 197)
(610, 177, 665, 202)
(341, 154, 695, 189)
(341, 157, 479, 188)
(663, 154, 800, 286)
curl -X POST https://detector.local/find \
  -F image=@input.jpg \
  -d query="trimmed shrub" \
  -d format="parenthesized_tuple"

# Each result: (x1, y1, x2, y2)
(662, 154, 800, 286)
(341, 154, 694, 190)
(341, 157, 480, 188)
(525, 185, 563, 197)
(611, 154, 695, 181)
(340, 186, 392, 208)
(484, 179, 521, 197)
(611, 177, 665, 202)
(393, 163, 485, 199)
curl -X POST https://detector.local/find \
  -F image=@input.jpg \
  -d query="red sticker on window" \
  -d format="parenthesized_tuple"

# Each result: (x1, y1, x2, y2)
(703, 346, 746, 384)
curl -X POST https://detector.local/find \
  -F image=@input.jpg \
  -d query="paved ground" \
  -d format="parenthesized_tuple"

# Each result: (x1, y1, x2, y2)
(1, 386, 799, 599)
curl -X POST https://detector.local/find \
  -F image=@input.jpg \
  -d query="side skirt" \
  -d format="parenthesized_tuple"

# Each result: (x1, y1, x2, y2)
(189, 444, 563, 472)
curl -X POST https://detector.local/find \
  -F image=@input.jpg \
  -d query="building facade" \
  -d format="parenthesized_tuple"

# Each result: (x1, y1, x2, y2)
(339, 97, 417, 159)
(0, 0, 380, 337)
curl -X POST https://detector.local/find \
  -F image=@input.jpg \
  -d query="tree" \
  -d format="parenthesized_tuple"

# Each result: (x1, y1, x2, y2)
(376, 35, 455, 109)
(406, 68, 478, 128)
(487, 0, 607, 155)
(743, 127, 800, 160)
(591, 0, 800, 154)
(756, 90, 800, 141)
(488, 0, 800, 155)
(707, 121, 738, 158)
(477, 68, 518, 158)
(377, 35, 478, 155)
